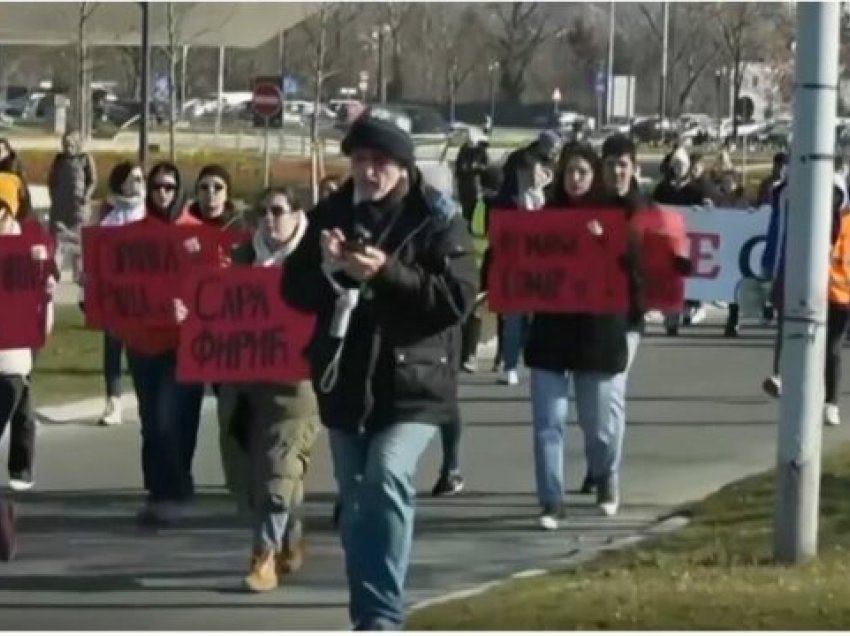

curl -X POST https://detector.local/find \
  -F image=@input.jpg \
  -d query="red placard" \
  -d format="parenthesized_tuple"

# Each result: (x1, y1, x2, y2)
(82, 222, 223, 332)
(486, 208, 630, 314)
(176, 266, 316, 383)
(0, 233, 50, 349)
(630, 207, 687, 311)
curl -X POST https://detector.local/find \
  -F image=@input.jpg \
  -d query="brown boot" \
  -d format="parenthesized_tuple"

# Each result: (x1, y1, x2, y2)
(243, 549, 278, 593)
(276, 537, 304, 575)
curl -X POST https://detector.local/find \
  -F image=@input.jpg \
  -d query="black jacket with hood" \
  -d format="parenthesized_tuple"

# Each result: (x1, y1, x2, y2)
(145, 161, 187, 222)
(281, 170, 478, 434)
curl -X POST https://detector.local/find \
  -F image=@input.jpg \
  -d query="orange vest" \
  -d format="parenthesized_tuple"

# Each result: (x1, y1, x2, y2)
(829, 209, 850, 305)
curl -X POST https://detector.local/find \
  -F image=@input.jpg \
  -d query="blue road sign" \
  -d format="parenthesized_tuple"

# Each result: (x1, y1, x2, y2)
(282, 75, 298, 96)
(594, 70, 607, 95)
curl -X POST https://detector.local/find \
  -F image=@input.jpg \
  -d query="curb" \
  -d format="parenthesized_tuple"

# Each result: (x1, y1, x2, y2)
(408, 513, 690, 615)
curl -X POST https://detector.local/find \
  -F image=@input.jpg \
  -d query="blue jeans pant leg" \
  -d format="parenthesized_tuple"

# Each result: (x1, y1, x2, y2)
(329, 423, 435, 629)
(530, 368, 570, 508)
(574, 371, 618, 486)
(102, 331, 123, 398)
(607, 333, 641, 484)
(127, 352, 183, 502)
(502, 313, 527, 371)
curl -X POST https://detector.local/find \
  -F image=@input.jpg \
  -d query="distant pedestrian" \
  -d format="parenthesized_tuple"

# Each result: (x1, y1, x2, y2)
(92, 161, 147, 427)
(455, 129, 490, 227)
(47, 131, 97, 234)
(319, 175, 340, 200)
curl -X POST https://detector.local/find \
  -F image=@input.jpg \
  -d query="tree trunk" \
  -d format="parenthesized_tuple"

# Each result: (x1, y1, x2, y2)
(77, 7, 88, 139)
(310, 11, 328, 205)
(167, 3, 177, 163)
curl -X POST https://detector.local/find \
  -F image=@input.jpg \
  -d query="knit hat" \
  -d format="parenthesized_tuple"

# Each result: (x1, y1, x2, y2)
(196, 164, 232, 194)
(107, 161, 138, 195)
(0, 173, 21, 217)
(536, 130, 562, 157)
(341, 111, 415, 168)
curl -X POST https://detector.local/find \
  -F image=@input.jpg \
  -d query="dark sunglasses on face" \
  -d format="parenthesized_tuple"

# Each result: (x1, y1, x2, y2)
(199, 181, 225, 193)
(264, 205, 291, 218)
(152, 182, 177, 192)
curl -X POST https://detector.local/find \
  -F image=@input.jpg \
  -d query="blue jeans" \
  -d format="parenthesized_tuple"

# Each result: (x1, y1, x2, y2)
(502, 313, 529, 371)
(608, 332, 641, 472)
(127, 351, 204, 502)
(102, 332, 123, 398)
(329, 422, 436, 630)
(530, 367, 617, 508)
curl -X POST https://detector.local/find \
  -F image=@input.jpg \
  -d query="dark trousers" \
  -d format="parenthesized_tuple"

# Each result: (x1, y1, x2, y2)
(461, 314, 482, 363)
(127, 351, 204, 502)
(0, 375, 35, 476)
(103, 331, 124, 398)
(439, 421, 461, 476)
(826, 303, 850, 404)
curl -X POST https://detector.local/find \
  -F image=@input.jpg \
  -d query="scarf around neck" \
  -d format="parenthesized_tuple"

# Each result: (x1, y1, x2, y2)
(102, 192, 146, 227)
(251, 210, 308, 267)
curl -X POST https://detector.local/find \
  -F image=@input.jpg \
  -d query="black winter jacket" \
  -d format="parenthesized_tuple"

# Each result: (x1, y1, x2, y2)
(523, 197, 632, 375)
(281, 174, 478, 434)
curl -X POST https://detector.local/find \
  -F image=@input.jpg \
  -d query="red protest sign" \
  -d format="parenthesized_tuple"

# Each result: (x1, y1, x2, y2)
(630, 207, 687, 311)
(486, 208, 630, 314)
(0, 233, 50, 349)
(176, 266, 316, 383)
(82, 222, 223, 332)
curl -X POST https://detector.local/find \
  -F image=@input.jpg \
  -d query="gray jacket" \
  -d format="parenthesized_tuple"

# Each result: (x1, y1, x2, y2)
(48, 152, 97, 230)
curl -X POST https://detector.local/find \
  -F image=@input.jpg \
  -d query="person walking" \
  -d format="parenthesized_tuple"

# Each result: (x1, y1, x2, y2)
(92, 162, 147, 427)
(47, 131, 97, 234)
(281, 111, 477, 629)
(454, 129, 490, 228)
(0, 180, 57, 492)
(191, 187, 322, 592)
(525, 142, 639, 528)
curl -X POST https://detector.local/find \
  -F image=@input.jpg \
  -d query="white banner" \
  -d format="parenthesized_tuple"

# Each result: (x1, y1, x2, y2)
(673, 205, 771, 303)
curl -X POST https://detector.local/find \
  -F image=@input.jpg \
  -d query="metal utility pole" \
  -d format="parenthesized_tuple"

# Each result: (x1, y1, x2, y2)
(278, 29, 287, 153)
(377, 26, 387, 104)
(605, 1, 615, 124)
(659, 1, 669, 124)
(774, 0, 840, 565)
(214, 45, 225, 142)
(139, 1, 150, 170)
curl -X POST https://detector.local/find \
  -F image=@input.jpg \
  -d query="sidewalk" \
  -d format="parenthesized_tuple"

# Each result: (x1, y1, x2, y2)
(5, 317, 843, 629)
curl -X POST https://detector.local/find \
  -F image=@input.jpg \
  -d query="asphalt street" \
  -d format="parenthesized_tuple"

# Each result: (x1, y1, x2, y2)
(2, 310, 848, 629)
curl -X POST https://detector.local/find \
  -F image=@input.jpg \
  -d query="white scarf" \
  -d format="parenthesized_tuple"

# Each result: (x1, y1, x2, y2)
(251, 210, 307, 267)
(101, 193, 146, 227)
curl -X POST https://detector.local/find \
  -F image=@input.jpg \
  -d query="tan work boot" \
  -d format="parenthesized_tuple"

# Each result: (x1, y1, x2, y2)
(276, 538, 304, 575)
(243, 550, 279, 593)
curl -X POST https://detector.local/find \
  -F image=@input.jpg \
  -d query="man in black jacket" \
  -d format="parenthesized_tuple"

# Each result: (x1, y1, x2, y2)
(281, 112, 477, 630)
(454, 130, 490, 227)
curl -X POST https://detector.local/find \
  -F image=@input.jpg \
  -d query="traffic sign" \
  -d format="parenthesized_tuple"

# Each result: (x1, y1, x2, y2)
(282, 75, 298, 96)
(595, 70, 607, 95)
(252, 82, 283, 119)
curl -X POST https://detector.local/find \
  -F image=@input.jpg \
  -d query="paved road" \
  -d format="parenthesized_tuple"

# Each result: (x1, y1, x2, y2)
(3, 311, 849, 629)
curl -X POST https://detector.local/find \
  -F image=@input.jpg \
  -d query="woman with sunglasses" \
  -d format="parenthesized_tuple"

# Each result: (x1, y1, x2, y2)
(91, 161, 147, 428)
(188, 164, 243, 230)
(181, 187, 318, 592)
(105, 161, 210, 526)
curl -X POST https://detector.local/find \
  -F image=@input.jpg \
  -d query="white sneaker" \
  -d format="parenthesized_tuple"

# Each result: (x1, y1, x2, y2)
(762, 375, 782, 399)
(599, 500, 620, 517)
(502, 369, 519, 386)
(539, 514, 559, 531)
(98, 396, 122, 427)
(690, 306, 707, 325)
(9, 476, 34, 492)
(824, 403, 841, 427)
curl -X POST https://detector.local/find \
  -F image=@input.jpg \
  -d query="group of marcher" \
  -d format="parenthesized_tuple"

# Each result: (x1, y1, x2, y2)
(2, 108, 850, 631)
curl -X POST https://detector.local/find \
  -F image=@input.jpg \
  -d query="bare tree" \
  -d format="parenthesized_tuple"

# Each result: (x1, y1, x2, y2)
(165, 2, 181, 162)
(712, 3, 788, 134)
(376, 3, 416, 102)
(488, 3, 559, 102)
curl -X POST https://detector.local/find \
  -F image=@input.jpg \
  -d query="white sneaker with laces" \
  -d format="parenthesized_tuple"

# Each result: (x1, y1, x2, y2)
(9, 477, 33, 492)
(824, 403, 841, 427)
(503, 369, 519, 386)
(98, 396, 123, 427)
(690, 306, 708, 325)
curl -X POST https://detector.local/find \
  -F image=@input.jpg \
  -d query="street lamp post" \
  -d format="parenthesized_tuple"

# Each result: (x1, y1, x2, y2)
(714, 68, 722, 139)
(139, 1, 150, 170)
(552, 87, 562, 119)
(373, 24, 390, 104)
(488, 61, 499, 126)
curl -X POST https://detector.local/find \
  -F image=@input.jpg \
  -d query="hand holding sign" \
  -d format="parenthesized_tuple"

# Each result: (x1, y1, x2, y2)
(0, 234, 50, 348)
(486, 208, 630, 314)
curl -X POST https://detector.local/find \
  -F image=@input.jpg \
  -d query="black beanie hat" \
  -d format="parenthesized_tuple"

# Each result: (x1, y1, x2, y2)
(108, 161, 138, 195)
(196, 164, 232, 194)
(341, 112, 415, 169)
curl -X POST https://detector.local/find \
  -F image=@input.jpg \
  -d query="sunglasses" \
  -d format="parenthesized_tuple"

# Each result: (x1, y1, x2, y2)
(264, 205, 292, 218)
(199, 181, 225, 193)
(152, 182, 177, 192)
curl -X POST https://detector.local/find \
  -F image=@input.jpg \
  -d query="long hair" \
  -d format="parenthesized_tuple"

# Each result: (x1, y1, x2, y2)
(547, 142, 606, 207)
